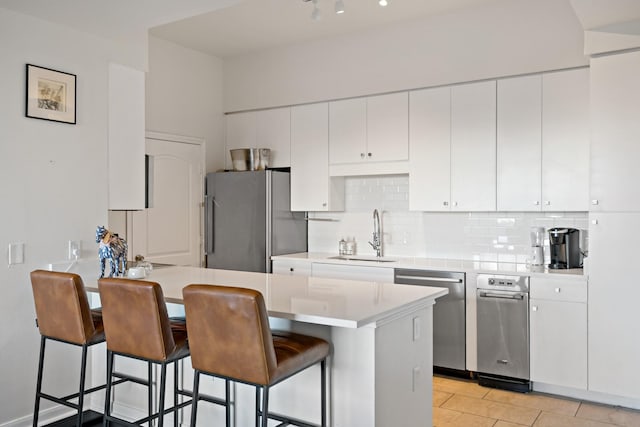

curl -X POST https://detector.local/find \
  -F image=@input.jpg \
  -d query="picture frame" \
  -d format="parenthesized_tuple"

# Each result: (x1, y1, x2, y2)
(25, 64, 76, 124)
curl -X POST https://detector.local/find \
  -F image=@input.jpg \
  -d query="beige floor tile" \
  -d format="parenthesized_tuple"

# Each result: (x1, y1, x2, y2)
(436, 412, 498, 427)
(495, 421, 529, 427)
(533, 411, 617, 427)
(434, 389, 454, 407)
(442, 394, 540, 425)
(433, 406, 464, 426)
(433, 376, 491, 399)
(576, 402, 640, 427)
(484, 388, 580, 416)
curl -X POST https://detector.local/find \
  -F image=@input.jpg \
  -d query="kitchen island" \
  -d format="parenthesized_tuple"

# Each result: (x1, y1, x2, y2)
(79, 265, 447, 427)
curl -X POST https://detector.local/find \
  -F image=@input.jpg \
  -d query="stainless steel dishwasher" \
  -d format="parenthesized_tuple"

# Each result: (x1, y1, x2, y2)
(476, 274, 530, 392)
(394, 269, 466, 372)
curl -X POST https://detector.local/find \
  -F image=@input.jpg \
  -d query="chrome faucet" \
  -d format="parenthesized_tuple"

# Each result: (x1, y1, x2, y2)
(368, 209, 382, 257)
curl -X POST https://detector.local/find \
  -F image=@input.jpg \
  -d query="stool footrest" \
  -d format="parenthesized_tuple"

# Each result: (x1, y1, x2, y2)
(133, 398, 193, 425)
(263, 410, 321, 427)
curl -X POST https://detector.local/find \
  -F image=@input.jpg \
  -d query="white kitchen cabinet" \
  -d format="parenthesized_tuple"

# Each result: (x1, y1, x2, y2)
(409, 86, 452, 211)
(108, 62, 145, 210)
(497, 75, 542, 211)
(311, 263, 394, 283)
(530, 276, 587, 390)
(329, 97, 367, 164)
(272, 258, 312, 276)
(588, 213, 640, 399)
(328, 93, 408, 175)
(451, 80, 497, 211)
(591, 52, 640, 211)
(541, 68, 590, 211)
(225, 107, 291, 169)
(291, 103, 344, 212)
(366, 92, 409, 162)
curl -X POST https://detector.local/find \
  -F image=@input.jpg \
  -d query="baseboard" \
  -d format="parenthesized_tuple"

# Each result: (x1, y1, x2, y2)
(0, 406, 74, 427)
(532, 382, 640, 410)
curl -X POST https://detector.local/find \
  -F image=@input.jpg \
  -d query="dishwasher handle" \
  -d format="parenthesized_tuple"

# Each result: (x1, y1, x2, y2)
(478, 291, 525, 300)
(395, 275, 463, 284)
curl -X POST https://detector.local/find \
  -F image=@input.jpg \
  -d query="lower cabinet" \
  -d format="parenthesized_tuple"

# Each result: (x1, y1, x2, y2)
(272, 259, 312, 276)
(311, 262, 394, 283)
(530, 277, 587, 390)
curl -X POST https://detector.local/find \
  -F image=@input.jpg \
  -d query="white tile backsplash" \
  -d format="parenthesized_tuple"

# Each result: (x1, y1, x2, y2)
(308, 175, 588, 262)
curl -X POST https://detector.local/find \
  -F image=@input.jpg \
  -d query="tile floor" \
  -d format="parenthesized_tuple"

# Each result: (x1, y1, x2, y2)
(433, 375, 640, 427)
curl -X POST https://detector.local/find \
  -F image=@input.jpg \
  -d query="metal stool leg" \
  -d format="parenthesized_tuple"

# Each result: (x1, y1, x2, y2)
(321, 359, 327, 427)
(33, 336, 46, 427)
(158, 364, 167, 427)
(76, 345, 88, 426)
(255, 387, 260, 427)
(104, 350, 115, 427)
(190, 371, 200, 427)
(148, 362, 153, 424)
(173, 361, 179, 427)
(225, 380, 231, 427)
(261, 386, 269, 427)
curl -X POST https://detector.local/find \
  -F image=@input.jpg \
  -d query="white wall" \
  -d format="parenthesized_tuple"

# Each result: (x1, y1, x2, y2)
(146, 36, 226, 173)
(0, 8, 144, 425)
(223, 0, 587, 112)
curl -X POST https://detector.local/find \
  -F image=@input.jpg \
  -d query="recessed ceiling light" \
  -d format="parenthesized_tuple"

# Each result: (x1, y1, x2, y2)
(335, 0, 345, 14)
(379, 0, 388, 6)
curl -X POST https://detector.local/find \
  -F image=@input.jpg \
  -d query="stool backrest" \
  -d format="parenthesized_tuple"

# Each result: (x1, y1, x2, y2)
(183, 284, 278, 385)
(98, 278, 175, 361)
(30, 270, 96, 345)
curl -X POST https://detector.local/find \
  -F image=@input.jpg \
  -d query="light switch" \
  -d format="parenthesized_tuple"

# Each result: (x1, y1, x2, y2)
(8, 242, 25, 265)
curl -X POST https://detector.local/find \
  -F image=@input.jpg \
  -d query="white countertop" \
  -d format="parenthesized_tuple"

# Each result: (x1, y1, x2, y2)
(76, 265, 447, 329)
(272, 252, 586, 279)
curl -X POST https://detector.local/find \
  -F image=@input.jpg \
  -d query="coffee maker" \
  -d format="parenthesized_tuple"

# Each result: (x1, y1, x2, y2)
(529, 227, 545, 266)
(548, 228, 582, 269)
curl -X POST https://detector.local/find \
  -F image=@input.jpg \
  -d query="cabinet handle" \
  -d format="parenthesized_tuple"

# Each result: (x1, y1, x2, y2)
(544, 201, 551, 206)
(322, 202, 327, 207)
(591, 219, 598, 225)
(367, 152, 372, 157)
(591, 199, 599, 205)
(290, 267, 294, 272)
(443, 201, 449, 206)
(554, 287, 561, 293)
(534, 201, 540, 206)
(360, 153, 365, 159)
(532, 306, 538, 312)
(453, 201, 458, 207)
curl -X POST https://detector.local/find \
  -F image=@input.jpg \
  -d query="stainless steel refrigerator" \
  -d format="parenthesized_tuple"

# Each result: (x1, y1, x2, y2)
(205, 170, 307, 273)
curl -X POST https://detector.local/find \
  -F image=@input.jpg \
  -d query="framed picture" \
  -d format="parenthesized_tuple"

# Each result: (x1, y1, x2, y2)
(25, 64, 76, 124)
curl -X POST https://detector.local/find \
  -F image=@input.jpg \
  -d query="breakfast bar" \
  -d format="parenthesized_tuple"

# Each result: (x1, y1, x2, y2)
(80, 265, 447, 427)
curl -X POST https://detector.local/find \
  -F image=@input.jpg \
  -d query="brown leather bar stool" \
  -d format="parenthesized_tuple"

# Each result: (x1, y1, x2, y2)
(182, 284, 330, 427)
(98, 278, 191, 427)
(30, 270, 110, 427)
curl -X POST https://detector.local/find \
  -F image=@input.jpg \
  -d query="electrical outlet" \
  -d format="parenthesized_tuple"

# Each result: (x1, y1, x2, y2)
(8, 242, 25, 265)
(68, 240, 81, 260)
(413, 316, 421, 341)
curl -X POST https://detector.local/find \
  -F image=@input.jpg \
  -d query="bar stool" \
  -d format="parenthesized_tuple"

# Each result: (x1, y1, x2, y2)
(182, 284, 330, 427)
(98, 278, 191, 427)
(30, 269, 109, 427)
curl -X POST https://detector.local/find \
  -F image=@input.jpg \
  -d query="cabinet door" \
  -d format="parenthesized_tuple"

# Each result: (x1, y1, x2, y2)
(225, 111, 257, 169)
(256, 107, 291, 168)
(409, 87, 452, 211)
(451, 81, 497, 211)
(542, 68, 589, 211)
(291, 103, 344, 211)
(497, 75, 542, 211)
(329, 98, 367, 164)
(591, 52, 640, 211)
(311, 263, 394, 282)
(108, 63, 145, 210)
(588, 212, 640, 399)
(367, 92, 409, 162)
(530, 299, 587, 390)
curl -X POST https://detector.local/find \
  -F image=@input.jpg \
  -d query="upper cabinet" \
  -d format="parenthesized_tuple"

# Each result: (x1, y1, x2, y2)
(409, 87, 452, 211)
(410, 81, 497, 211)
(591, 51, 640, 212)
(497, 75, 542, 211)
(291, 103, 344, 212)
(108, 63, 145, 210)
(225, 107, 291, 169)
(450, 80, 497, 211)
(329, 92, 408, 176)
(541, 68, 590, 211)
(496, 68, 589, 212)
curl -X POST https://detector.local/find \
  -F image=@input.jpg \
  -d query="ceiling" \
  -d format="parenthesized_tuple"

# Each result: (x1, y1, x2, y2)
(150, 0, 501, 58)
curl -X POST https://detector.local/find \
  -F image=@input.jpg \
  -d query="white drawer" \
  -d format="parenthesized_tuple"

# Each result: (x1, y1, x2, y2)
(530, 277, 587, 303)
(272, 259, 312, 276)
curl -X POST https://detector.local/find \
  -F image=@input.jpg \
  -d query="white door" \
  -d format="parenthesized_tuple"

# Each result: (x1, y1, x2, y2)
(131, 136, 203, 266)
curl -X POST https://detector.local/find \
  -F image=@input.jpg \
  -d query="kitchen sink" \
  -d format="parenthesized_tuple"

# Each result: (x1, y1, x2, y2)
(328, 255, 397, 263)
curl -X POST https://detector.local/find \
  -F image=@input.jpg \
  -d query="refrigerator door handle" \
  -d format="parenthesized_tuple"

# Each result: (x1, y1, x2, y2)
(205, 195, 215, 254)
